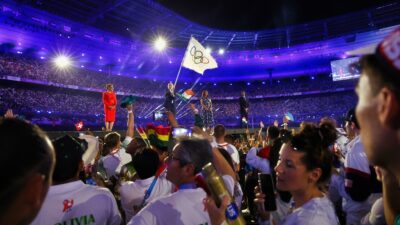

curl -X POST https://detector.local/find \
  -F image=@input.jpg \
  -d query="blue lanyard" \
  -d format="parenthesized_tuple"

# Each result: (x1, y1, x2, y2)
(140, 176, 158, 208)
(179, 182, 197, 190)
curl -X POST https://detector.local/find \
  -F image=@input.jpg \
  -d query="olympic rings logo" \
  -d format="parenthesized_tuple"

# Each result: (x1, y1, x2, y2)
(190, 46, 210, 64)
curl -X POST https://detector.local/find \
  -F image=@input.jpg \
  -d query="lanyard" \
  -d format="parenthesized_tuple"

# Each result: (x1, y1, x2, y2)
(179, 182, 197, 190)
(140, 176, 158, 208)
(139, 164, 168, 208)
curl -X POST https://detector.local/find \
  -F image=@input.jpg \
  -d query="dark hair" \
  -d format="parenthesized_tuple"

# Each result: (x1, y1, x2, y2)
(214, 124, 226, 139)
(0, 119, 54, 213)
(202, 90, 208, 97)
(345, 108, 360, 129)
(126, 137, 147, 155)
(175, 138, 213, 174)
(132, 149, 159, 179)
(279, 129, 292, 142)
(320, 117, 337, 127)
(104, 132, 120, 153)
(267, 126, 280, 140)
(52, 135, 85, 183)
(287, 121, 337, 185)
(360, 54, 400, 99)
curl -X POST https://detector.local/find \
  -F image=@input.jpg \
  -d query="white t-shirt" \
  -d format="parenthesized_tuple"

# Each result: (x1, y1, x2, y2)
(119, 136, 133, 169)
(119, 173, 175, 222)
(100, 136, 132, 177)
(343, 135, 379, 225)
(127, 188, 210, 225)
(128, 175, 236, 225)
(222, 175, 243, 210)
(260, 195, 338, 225)
(270, 196, 291, 224)
(361, 197, 385, 225)
(217, 142, 240, 166)
(30, 180, 121, 225)
(280, 196, 338, 225)
(344, 136, 370, 177)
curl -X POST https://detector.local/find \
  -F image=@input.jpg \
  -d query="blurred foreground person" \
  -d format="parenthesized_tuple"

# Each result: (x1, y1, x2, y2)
(0, 118, 55, 225)
(355, 27, 400, 225)
(30, 135, 121, 225)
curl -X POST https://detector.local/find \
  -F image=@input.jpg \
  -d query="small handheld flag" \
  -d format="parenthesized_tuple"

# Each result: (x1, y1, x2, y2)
(177, 89, 195, 101)
(136, 126, 151, 148)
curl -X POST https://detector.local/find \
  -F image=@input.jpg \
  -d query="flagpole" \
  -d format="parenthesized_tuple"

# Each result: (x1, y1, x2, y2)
(174, 36, 192, 88)
(135, 125, 151, 148)
(173, 62, 184, 88)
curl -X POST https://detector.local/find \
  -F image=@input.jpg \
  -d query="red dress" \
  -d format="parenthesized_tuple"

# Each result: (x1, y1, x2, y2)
(102, 91, 117, 122)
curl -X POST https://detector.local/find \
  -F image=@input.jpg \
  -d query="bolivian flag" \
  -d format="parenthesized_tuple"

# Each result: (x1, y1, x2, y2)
(146, 124, 171, 149)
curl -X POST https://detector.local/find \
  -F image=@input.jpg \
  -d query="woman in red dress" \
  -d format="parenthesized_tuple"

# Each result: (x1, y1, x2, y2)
(102, 84, 117, 131)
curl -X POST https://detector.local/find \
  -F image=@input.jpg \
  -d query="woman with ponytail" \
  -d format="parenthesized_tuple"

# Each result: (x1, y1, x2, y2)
(254, 121, 339, 225)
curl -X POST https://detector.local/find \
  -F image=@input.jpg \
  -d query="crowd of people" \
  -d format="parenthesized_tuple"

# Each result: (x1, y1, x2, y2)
(0, 53, 356, 98)
(2, 22, 400, 225)
(0, 53, 358, 130)
(0, 82, 356, 130)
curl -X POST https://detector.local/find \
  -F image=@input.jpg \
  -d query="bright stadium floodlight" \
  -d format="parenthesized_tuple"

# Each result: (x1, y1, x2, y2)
(53, 55, 71, 69)
(154, 37, 167, 52)
(218, 48, 225, 55)
(205, 47, 212, 54)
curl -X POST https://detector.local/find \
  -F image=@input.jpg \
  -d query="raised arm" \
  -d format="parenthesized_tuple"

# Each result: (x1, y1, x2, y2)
(126, 104, 134, 138)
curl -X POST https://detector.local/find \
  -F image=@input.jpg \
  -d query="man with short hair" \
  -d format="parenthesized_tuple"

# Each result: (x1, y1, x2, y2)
(355, 27, 400, 225)
(213, 124, 240, 172)
(128, 138, 236, 225)
(98, 104, 134, 180)
(119, 148, 174, 222)
(341, 108, 381, 225)
(0, 118, 55, 225)
(30, 135, 121, 225)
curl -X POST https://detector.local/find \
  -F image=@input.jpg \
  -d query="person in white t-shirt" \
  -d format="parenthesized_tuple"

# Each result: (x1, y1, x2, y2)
(98, 104, 135, 180)
(30, 135, 121, 225)
(99, 132, 132, 178)
(341, 108, 382, 225)
(213, 124, 240, 172)
(0, 118, 55, 225)
(128, 138, 236, 225)
(217, 148, 243, 210)
(119, 148, 174, 222)
(206, 121, 339, 225)
(254, 121, 339, 225)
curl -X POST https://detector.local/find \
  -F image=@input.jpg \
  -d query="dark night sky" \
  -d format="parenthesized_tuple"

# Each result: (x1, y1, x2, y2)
(158, 0, 395, 30)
